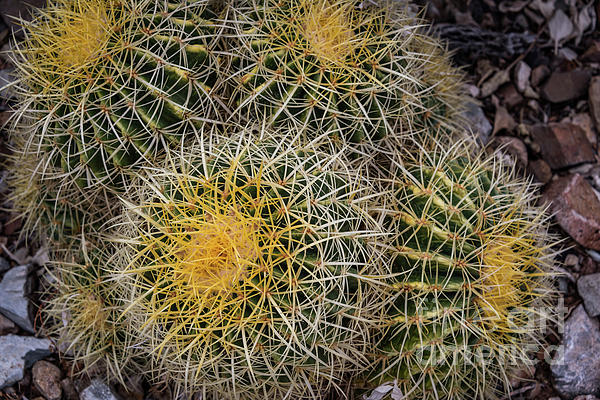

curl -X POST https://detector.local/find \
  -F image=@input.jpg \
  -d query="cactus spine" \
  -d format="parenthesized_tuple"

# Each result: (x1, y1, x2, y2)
(357, 141, 558, 399)
(228, 0, 464, 145)
(10, 0, 224, 189)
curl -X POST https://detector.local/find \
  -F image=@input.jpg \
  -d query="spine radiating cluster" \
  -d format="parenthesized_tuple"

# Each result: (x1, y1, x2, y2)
(44, 246, 139, 383)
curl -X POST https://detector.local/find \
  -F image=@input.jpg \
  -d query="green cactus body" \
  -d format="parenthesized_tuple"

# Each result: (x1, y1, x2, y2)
(12, 0, 224, 189)
(357, 143, 557, 399)
(228, 0, 463, 145)
(113, 134, 384, 398)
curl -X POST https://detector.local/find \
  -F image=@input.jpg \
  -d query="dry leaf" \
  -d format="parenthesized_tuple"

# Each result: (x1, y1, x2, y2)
(548, 9, 574, 52)
(530, 0, 556, 18)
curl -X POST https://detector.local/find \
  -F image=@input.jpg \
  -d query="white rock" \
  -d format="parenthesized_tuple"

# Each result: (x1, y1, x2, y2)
(514, 61, 532, 93)
(80, 379, 121, 400)
(0, 335, 52, 389)
(0, 264, 34, 333)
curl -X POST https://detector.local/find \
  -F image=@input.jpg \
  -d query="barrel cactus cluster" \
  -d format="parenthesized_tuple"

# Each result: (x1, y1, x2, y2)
(5, 0, 559, 399)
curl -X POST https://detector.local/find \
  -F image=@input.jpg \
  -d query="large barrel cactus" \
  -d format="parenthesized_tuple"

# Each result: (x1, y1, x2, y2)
(102, 133, 386, 398)
(227, 0, 464, 145)
(10, 0, 225, 189)
(357, 142, 558, 399)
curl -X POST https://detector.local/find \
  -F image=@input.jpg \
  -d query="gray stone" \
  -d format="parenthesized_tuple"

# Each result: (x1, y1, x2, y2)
(463, 102, 492, 144)
(552, 305, 600, 397)
(0, 256, 10, 273)
(0, 264, 34, 333)
(578, 273, 600, 317)
(80, 379, 121, 400)
(514, 61, 531, 93)
(0, 334, 52, 389)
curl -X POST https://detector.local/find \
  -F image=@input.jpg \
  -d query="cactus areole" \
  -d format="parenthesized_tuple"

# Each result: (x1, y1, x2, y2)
(14, 0, 222, 187)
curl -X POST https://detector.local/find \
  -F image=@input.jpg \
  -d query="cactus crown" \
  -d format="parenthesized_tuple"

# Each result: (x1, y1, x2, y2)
(17, 0, 121, 93)
(302, 0, 355, 63)
(130, 166, 290, 342)
(45, 249, 135, 382)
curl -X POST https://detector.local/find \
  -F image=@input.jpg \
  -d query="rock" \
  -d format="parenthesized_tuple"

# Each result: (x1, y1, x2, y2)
(61, 378, 79, 400)
(492, 105, 517, 134)
(0, 264, 34, 332)
(531, 65, 550, 87)
(528, 159, 553, 184)
(80, 379, 121, 400)
(480, 69, 510, 98)
(581, 41, 600, 63)
(32, 360, 61, 400)
(0, 0, 45, 35)
(574, 396, 600, 400)
(0, 335, 52, 389)
(530, 123, 596, 169)
(497, 83, 523, 108)
(463, 102, 492, 144)
(590, 77, 600, 133)
(578, 273, 600, 317)
(566, 113, 598, 148)
(541, 70, 592, 103)
(0, 313, 16, 335)
(0, 256, 10, 273)
(514, 61, 531, 93)
(543, 174, 600, 251)
(490, 136, 528, 171)
(552, 305, 600, 398)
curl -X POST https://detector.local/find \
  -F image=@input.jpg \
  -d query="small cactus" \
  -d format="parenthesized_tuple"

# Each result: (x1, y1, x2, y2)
(357, 141, 559, 399)
(227, 0, 464, 145)
(10, 0, 225, 189)
(45, 247, 138, 383)
(7, 137, 119, 241)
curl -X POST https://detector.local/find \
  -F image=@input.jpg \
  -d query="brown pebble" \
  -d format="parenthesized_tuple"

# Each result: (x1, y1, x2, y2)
(32, 360, 62, 400)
